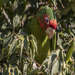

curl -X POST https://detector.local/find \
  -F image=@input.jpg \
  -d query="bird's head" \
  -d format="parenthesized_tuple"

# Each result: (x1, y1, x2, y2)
(43, 14, 57, 39)
(38, 13, 57, 39)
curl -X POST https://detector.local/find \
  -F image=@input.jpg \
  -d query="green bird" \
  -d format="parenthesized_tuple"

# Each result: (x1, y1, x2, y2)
(26, 6, 57, 64)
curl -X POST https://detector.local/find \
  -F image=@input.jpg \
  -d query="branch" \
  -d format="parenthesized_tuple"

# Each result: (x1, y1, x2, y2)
(2, 8, 11, 25)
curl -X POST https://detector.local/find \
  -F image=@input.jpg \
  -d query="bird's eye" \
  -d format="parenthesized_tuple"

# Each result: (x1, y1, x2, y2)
(44, 17, 49, 24)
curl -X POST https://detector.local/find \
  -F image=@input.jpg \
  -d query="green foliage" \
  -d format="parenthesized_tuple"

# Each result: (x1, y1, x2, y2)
(0, 0, 75, 75)
(66, 38, 75, 63)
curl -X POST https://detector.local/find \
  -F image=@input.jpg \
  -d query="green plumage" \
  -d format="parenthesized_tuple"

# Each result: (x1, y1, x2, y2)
(26, 6, 56, 64)
(37, 6, 54, 20)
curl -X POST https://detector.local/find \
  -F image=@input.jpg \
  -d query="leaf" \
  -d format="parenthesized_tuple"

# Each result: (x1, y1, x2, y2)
(3, 34, 12, 48)
(42, 35, 48, 47)
(41, 50, 62, 75)
(13, 15, 21, 29)
(12, 0, 18, 11)
(20, 40, 24, 62)
(24, 36, 29, 51)
(17, 34, 24, 41)
(29, 34, 37, 59)
(66, 38, 75, 63)
(51, 60, 59, 75)
(8, 37, 18, 56)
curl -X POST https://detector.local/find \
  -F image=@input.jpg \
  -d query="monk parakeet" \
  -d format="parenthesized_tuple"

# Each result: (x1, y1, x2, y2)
(26, 6, 57, 64)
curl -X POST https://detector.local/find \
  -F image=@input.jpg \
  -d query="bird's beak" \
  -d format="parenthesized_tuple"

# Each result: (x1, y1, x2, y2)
(45, 27, 55, 39)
